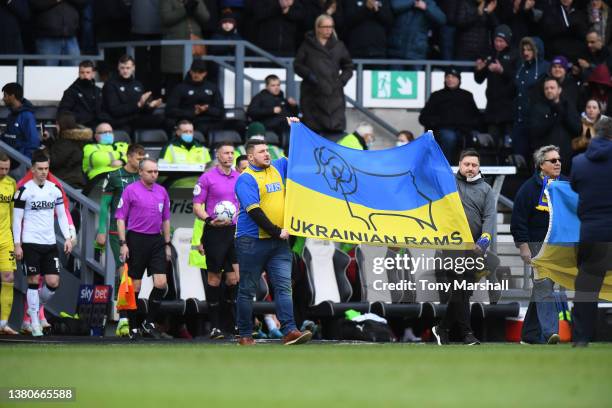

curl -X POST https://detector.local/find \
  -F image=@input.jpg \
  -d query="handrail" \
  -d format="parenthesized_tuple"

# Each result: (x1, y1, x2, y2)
(0, 141, 111, 286)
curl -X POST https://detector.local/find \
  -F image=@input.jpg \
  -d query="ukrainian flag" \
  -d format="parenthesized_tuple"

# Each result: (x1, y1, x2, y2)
(533, 181, 612, 300)
(284, 123, 473, 248)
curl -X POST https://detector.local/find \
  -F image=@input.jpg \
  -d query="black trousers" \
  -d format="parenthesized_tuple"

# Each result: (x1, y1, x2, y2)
(440, 270, 474, 337)
(573, 242, 612, 342)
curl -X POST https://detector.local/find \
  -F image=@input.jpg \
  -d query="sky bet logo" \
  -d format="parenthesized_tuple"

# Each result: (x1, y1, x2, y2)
(78, 285, 111, 304)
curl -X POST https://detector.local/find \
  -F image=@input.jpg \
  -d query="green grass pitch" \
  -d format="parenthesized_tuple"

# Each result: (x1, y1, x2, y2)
(1, 342, 611, 408)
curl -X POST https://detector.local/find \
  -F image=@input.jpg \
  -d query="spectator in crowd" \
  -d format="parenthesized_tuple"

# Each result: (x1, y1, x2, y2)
(512, 36, 549, 165)
(586, 0, 612, 49)
(396, 130, 415, 145)
(82, 122, 129, 184)
(529, 77, 581, 174)
(160, 0, 210, 86)
(193, 142, 240, 339)
(236, 122, 285, 160)
(234, 134, 312, 346)
(540, 0, 588, 62)
(418, 67, 481, 164)
(454, 0, 499, 62)
(579, 63, 612, 116)
(294, 14, 354, 137)
(301, 0, 344, 38)
(30, 0, 85, 65)
(388, 0, 446, 63)
(208, 9, 242, 55)
(94, 0, 132, 78)
(116, 158, 173, 339)
(102, 55, 164, 134)
(342, 0, 393, 59)
(432, 149, 495, 346)
(235, 154, 249, 172)
(200, 0, 220, 38)
(1, 83, 40, 160)
(247, 0, 304, 58)
(475, 24, 517, 149)
(48, 112, 91, 190)
(0, 0, 29, 55)
(0, 153, 17, 335)
(570, 116, 612, 347)
(576, 30, 610, 80)
(572, 99, 602, 154)
(338, 122, 374, 150)
(132, 0, 163, 98)
(247, 74, 298, 138)
(496, 0, 543, 48)
(436, 0, 459, 60)
(530, 56, 579, 108)
(159, 119, 212, 165)
(511, 145, 566, 345)
(165, 60, 225, 140)
(58, 60, 108, 129)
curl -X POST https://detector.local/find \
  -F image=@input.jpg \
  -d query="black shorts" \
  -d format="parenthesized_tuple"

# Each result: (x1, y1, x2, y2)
(22, 243, 60, 276)
(126, 231, 167, 279)
(202, 224, 237, 273)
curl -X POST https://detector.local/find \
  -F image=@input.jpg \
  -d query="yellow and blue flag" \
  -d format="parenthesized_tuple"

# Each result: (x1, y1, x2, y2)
(533, 181, 612, 300)
(284, 123, 473, 248)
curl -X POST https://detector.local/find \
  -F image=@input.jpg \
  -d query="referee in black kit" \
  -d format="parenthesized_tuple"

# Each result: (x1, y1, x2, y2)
(115, 158, 172, 339)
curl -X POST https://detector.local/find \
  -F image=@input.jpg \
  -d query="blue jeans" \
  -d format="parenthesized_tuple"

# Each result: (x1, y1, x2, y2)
(235, 237, 297, 337)
(439, 25, 456, 61)
(436, 128, 459, 164)
(521, 277, 559, 343)
(36, 37, 81, 66)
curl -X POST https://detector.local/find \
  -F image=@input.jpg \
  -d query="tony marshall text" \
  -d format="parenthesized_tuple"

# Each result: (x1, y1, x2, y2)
(373, 280, 509, 292)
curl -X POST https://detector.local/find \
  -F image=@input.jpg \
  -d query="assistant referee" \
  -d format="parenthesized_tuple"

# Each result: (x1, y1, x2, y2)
(115, 158, 172, 339)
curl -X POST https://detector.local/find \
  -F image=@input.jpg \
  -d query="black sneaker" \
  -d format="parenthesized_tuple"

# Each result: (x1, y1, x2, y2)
(464, 332, 480, 345)
(141, 321, 163, 339)
(210, 328, 225, 340)
(432, 325, 449, 345)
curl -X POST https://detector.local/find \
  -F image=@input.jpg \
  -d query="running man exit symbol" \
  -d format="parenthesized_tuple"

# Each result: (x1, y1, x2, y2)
(372, 71, 417, 99)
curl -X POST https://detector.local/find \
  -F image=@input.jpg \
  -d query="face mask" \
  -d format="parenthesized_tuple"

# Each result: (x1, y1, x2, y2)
(77, 78, 94, 87)
(396, 141, 408, 146)
(99, 132, 114, 145)
(181, 133, 193, 144)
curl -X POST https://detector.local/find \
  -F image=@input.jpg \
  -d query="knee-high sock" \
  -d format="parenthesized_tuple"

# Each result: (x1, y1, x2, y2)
(147, 287, 165, 324)
(223, 284, 238, 329)
(1, 282, 14, 323)
(39, 283, 57, 305)
(205, 285, 221, 329)
(128, 291, 140, 330)
(26, 284, 40, 325)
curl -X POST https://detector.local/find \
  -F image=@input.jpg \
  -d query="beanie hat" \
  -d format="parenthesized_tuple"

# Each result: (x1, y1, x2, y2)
(551, 55, 570, 70)
(247, 122, 266, 138)
(444, 66, 461, 80)
(494, 24, 512, 44)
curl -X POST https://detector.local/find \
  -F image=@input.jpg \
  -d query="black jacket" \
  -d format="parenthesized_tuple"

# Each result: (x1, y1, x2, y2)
(419, 86, 481, 133)
(294, 31, 354, 134)
(102, 75, 152, 128)
(59, 78, 109, 128)
(247, 89, 298, 123)
(474, 46, 517, 124)
(342, 0, 393, 58)
(511, 173, 570, 248)
(454, 0, 498, 61)
(247, 0, 304, 57)
(571, 137, 612, 242)
(49, 127, 92, 189)
(165, 76, 225, 123)
(540, 3, 588, 61)
(30, 0, 86, 38)
(0, 0, 29, 54)
(529, 96, 581, 174)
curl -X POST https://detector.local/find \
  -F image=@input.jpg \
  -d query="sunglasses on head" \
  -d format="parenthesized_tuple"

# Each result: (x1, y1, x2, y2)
(544, 158, 561, 164)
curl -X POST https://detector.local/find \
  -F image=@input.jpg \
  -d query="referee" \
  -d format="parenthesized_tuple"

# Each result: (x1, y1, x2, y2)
(193, 142, 240, 339)
(115, 158, 172, 339)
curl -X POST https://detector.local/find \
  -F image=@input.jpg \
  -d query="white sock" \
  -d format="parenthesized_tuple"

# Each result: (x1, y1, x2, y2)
(27, 289, 40, 326)
(0, 320, 6, 328)
(264, 315, 277, 332)
(39, 284, 56, 304)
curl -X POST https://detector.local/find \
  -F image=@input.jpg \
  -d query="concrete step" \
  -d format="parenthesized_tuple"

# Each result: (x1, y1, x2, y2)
(497, 224, 510, 233)
(496, 234, 516, 244)
(496, 241, 520, 255)
(499, 255, 525, 267)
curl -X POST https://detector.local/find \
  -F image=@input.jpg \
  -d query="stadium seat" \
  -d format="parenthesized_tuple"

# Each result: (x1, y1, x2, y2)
(208, 129, 242, 145)
(356, 245, 422, 319)
(264, 130, 280, 146)
(302, 238, 369, 318)
(0, 106, 10, 120)
(224, 108, 247, 123)
(113, 129, 131, 144)
(193, 130, 205, 144)
(134, 128, 168, 147)
(35, 106, 58, 122)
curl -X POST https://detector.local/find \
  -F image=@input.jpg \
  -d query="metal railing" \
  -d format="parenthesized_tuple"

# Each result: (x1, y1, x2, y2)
(0, 54, 105, 85)
(0, 141, 111, 286)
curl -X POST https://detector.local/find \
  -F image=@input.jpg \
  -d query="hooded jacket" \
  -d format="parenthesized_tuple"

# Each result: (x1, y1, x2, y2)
(59, 78, 108, 128)
(49, 127, 92, 189)
(514, 37, 549, 124)
(571, 137, 612, 241)
(1, 99, 40, 159)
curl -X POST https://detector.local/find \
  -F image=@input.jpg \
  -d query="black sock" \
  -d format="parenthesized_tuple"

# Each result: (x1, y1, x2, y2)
(147, 287, 165, 324)
(224, 285, 238, 330)
(205, 285, 221, 330)
(119, 310, 128, 319)
(128, 291, 140, 330)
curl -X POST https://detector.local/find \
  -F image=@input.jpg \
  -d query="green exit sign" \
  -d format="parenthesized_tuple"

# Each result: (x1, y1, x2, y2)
(371, 71, 418, 99)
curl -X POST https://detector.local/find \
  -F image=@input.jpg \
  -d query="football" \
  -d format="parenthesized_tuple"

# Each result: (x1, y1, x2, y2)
(214, 200, 237, 222)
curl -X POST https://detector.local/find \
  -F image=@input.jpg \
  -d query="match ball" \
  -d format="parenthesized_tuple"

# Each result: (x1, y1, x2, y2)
(214, 201, 237, 222)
